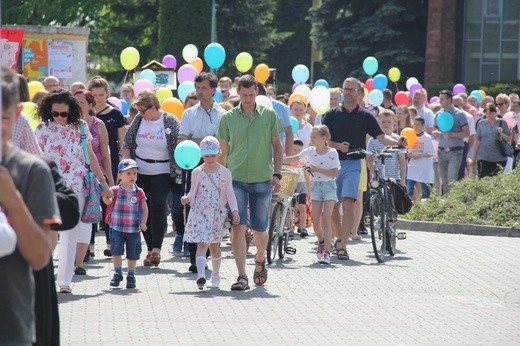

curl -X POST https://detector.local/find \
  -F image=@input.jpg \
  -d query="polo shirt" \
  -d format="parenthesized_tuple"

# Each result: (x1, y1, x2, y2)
(218, 103, 283, 183)
(323, 105, 383, 160)
(179, 101, 224, 139)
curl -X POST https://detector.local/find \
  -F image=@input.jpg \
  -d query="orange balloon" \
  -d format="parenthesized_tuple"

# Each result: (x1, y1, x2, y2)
(254, 64, 270, 84)
(479, 89, 486, 98)
(161, 97, 184, 120)
(190, 57, 203, 74)
(288, 92, 308, 107)
(400, 127, 417, 149)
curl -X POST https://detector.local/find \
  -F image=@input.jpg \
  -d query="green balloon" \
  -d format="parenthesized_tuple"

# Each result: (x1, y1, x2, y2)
(174, 140, 201, 170)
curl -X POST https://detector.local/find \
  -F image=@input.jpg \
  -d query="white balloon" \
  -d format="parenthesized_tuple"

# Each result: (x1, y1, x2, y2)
(182, 44, 198, 63)
(256, 95, 273, 110)
(310, 86, 329, 112)
(406, 77, 419, 91)
(294, 84, 311, 103)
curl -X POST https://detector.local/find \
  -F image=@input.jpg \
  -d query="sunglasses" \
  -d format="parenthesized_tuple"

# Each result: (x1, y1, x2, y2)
(51, 111, 69, 118)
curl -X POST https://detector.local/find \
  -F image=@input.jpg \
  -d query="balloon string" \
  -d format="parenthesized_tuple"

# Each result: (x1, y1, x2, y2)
(123, 70, 129, 84)
(395, 82, 399, 91)
(183, 170, 187, 225)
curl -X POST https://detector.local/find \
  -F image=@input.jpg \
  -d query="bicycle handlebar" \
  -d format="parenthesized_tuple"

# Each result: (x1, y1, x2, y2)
(346, 146, 403, 158)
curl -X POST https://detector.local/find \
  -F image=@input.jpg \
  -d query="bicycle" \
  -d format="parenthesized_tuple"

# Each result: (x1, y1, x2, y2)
(266, 166, 304, 264)
(346, 147, 407, 262)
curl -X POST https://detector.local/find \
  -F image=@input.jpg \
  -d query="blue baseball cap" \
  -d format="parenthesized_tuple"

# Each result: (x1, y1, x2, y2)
(118, 159, 139, 172)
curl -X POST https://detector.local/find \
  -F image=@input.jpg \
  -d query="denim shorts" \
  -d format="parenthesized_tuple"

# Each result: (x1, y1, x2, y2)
(336, 159, 362, 200)
(111, 230, 142, 260)
(311, 180, 338, 202)
(233, 180, 271, 232)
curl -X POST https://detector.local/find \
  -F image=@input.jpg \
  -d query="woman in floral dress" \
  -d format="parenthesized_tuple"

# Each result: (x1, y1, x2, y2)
(35, 90, 110, 293)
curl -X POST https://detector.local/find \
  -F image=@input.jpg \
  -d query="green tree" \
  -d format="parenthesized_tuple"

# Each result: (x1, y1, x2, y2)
(308, 0, 428, 87)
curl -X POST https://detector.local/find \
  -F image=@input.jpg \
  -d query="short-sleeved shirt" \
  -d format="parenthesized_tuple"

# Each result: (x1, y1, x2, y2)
(434, 106, 468, 148)
(218, 104, 283, 183)
(0, 146, 60, 344)
(179, 101, 224, 139)
(97, 108, 126, 159)
(13, 113, 43, 156)
(367, 133, 404, 180)
(475, 118, 511, 162)
(417, 105, 435, 129)
(108, 184, 147, 233)
(298, 147, 340, 182)
(323, 105, 384, 160)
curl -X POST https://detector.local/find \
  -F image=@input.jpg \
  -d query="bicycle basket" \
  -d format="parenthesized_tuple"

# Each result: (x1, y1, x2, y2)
(279, 170, 300, 196)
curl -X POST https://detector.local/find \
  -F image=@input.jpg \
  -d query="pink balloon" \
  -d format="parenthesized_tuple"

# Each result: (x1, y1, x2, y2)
(177, 64, 198, 83)
(503, 113, 517, 128)
(453, 83, 466, 95)
(162, 54, 177, 70)
(292, 83, 302, 93)
(430, 96, 440, 104)
(134, 79, 154, 96)
(409, 83, 423, 98)
(108, 97, 122, 110)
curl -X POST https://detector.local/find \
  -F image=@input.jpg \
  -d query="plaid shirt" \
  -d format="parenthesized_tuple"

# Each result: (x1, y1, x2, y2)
(108, 184, 146, 233)
(13, 114, 43, 156)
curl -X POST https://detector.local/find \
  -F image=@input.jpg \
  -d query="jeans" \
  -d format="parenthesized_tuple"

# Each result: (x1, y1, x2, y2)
(137, 173, 171, 251)
(406, 179, 431, 199)
(438, 149, 463, 195)
(233, 180, 271, 232)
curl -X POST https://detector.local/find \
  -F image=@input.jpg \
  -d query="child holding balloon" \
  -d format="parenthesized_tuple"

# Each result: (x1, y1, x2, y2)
(406, 116, 435, 200)
(181, 136, 239, 290)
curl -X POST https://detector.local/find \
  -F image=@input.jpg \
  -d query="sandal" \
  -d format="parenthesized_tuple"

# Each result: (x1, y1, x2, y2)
(337, 248, 350, 260)
(253, 258, 268, 286)
(230, 275, 250, 291)
(332, 239, 341, 255)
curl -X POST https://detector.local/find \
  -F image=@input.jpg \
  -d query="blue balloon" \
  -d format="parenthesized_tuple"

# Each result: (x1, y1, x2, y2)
(373, 74, 388, 90)
(119, 99, 128, 115)
(290, 116, 299, 135)
(363, 56, 378, 76)
(213, 89, 223, 103)
(292, 64, 309, 84)
(204, 42, 226, 69)
(177, 81, 195, 103)
(314, 79, 329, 88)
(470, 90, 482, 103)
(368, 89, 384, 106)
(174, 140, 201, 170)
(437, 112, 454, 133)
(140, 69, 156, 85)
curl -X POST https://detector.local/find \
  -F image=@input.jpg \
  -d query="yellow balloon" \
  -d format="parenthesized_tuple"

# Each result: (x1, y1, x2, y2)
(156, 87, 173, 104)
(22, 102, 39, 130)
(388, 67, 401, 83)
(235, 52, 253, 73)
(190, 57, 203, 74)
(28, 81, 44, 100)
(120, 47, 140, 71)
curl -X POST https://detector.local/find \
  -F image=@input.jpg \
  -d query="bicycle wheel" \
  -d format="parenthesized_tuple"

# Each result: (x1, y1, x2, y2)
(267, 203, 283, 264)
(386, 187, 397, 256)
(369, 193, 388, 262)
(279, 205, 293, 259)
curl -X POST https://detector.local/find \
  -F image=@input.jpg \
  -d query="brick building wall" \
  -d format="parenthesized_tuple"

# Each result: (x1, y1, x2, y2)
(424, 0, 457, 86)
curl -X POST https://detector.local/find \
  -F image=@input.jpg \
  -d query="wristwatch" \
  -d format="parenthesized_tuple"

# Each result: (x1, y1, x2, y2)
(273, 173, 282, 180)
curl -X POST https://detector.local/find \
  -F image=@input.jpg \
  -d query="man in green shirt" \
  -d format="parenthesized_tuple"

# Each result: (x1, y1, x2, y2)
(218, 74, 283, 291)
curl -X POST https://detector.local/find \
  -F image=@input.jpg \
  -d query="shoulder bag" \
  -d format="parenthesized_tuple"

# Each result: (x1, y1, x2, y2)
(497, 120, 514, 157)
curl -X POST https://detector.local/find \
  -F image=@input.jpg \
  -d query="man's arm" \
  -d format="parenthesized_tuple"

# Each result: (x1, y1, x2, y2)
(283, 126, 293, 156)
(272, 136, 283, 193)
(218, 138, 229, 166)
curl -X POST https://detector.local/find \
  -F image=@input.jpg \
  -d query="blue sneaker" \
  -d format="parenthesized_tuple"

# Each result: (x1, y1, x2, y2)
(110, 273, 123, 287)
(126, 275, 136, 289)
(173, 235, 183, 252)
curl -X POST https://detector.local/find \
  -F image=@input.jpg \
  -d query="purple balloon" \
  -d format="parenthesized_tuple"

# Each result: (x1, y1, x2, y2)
(409, 83, 423, 98)
(292, 82, 302, 93)
(177, 64, 198, 83)
(430, 96, 440, 104)
(453, 83, 466, 95)
(162, 54, 177, 70)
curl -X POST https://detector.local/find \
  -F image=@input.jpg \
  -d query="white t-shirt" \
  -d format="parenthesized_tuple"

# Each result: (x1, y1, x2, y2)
(407, 132, 435, 184)
(136, 114, 170, 175)
(298, 147, 340, 182)
(296, 122, 313, 148)
(417, 105, 435, 130)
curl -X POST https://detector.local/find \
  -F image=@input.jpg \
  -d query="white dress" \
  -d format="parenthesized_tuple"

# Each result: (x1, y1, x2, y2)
(184, 170, 227, 244)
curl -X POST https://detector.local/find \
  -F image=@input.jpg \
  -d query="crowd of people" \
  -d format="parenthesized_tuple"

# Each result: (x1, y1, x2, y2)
(2, 65, 519, 344)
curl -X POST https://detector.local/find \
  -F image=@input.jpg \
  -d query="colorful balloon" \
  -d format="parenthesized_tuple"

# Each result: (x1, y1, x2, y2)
(429, 96, 440, 104)
(190, 57, 203, 74)
(203, 42, 226, 69)
(409, 83, 423, 98)
(400, 127, 417, 149)
(140, 69, 156, 85)
(292, 83, 302, 93)
(437, 112, 454, 132)
(255, 95, 273, 110)
(177, 81, 196, 103)
(22, 101, 38, 129)
(108, 97, 122, 110)
(469, 90, 482, 103)
(254, 64, 270, 84)
(388, 67, 401, 83)
(365, 78, 374, 91)
(293, 85, 311, 103)
(291, 64, 309, 84)
(182, 44, 198, 63)
(394, 91, 409, 106)
(177, 64, 198, 84)
(28, 81, 44, 100)
(162, 54, 177, 70)
(453, 83, 466, 96)
(156, 87, 173, 104)
(235, 52, 253, 73)
(503, 113, 517, 128)
(406, 77, 419, 91)
(133, 79, 154, 96)
(479, 90, 486, 99)
(368, 89, 384, 106)
(161, 97, 184, 120)
(314, 79, 329, 88)
(362, 56, 378, 76)
(290, 116, 299, 135)
(309, 86, 329, 113)
(120, 99, 129, 115)
(120, 47, 140, 71)
(174, 140, 201, 170)
(372, 74, 388, 91)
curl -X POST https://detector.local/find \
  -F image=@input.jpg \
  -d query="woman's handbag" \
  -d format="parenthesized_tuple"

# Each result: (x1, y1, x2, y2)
(79, 123, 104, 223)
(498, 120, 514, 157)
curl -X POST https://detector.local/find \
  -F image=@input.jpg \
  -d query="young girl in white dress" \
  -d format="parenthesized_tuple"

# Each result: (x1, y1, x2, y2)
(181, 136, 239, 290)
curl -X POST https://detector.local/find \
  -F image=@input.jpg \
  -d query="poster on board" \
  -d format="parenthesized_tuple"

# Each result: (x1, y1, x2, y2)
(23, 39, 48, 80)
(0, 28, 25, 70)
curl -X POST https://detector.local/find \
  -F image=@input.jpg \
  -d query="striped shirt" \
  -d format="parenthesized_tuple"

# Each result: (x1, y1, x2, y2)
(366, 133, 404, 180)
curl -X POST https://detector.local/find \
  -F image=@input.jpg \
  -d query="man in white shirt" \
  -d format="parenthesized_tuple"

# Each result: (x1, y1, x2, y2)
(412, 89, 435, 134)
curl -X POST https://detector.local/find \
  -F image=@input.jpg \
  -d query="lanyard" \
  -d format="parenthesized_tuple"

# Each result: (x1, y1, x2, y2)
(203, 107, 213, 123)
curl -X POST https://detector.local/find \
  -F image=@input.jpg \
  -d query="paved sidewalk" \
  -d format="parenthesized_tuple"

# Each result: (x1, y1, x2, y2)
(58, 229, 520, 345)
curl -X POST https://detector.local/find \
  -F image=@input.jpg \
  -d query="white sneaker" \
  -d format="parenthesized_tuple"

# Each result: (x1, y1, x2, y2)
(319, 251, 331, 264)
(209, 276, 220, 288)
(316, 242, 325, 260)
